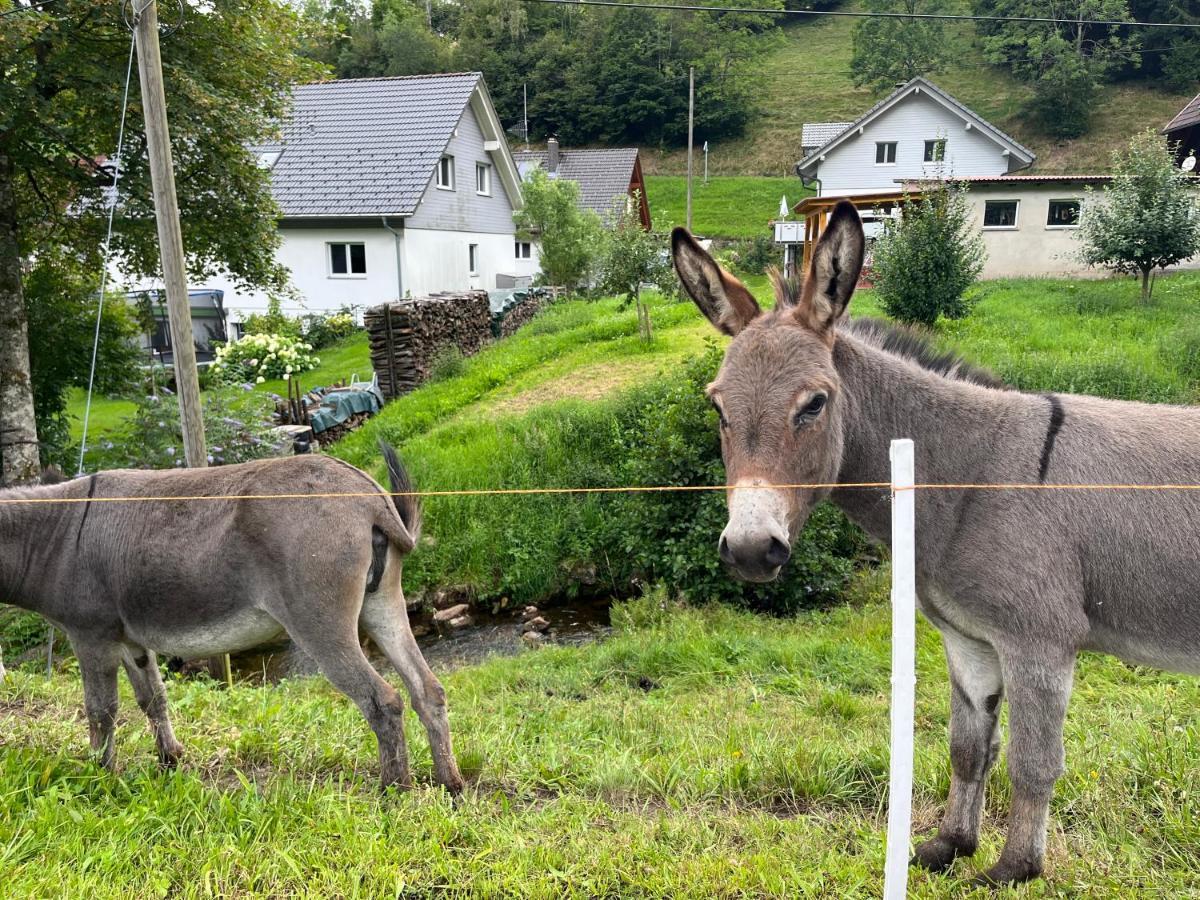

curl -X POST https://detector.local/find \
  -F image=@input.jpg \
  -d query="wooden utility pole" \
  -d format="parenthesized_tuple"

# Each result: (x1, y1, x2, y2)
(135, 0, 206, 468)
(686, 66, 695, 232)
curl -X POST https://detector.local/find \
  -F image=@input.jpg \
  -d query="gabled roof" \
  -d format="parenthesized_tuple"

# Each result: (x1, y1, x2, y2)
(796, 77, 1035, 174)
(513, 147, 641, 219)
(1164, 92, 1200, 135)
(801, 122, 850, 149)
(262, 73, 522, 219)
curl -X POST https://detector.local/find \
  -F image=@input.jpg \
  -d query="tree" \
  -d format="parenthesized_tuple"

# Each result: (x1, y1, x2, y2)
(972, 0, 1139, 138)
(872, 181, 986, 326)
(1076, 129, 1200, 303)
(0, 0, 320, 481)
(513, 169, 603, 291)
(596, 193, 673, 342)
(851, 0, 949, 92)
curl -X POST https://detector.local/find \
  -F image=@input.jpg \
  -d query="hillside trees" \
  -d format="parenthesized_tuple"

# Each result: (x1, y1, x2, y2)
(0, 0, 319, 480)
(851, 0, 950, 92)
(1075, 129, 1200, 303)
(303, 0, 782, 147)
(972, 0, 1141, 138)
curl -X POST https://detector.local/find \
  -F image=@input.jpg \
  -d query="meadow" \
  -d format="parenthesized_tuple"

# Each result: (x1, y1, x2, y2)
(7, 269, 1200, 896)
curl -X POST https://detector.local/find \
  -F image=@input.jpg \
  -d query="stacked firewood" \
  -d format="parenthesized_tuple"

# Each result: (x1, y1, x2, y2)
(365, 291, 492, 399)
(495, 291, 548, 339)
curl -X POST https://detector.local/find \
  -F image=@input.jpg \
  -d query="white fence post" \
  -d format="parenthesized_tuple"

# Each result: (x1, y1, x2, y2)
(884, 438, 917, 900)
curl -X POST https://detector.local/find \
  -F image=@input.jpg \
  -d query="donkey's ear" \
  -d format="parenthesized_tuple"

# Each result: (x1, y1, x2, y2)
(796, 199, 864, 338)
(672, 227, 761, 336)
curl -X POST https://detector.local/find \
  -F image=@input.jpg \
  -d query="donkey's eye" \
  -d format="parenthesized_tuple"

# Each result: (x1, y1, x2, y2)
(711, 400, 729, 429)
(793, 393, 827, 427)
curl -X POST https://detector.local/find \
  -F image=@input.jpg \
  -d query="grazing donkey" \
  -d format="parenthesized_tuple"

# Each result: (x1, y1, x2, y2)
(672, 200, 1200, 885)
(0, 445, 463, 794)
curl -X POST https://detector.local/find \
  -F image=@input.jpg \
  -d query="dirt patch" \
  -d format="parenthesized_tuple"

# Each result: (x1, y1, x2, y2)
(486, 358, 662, 416)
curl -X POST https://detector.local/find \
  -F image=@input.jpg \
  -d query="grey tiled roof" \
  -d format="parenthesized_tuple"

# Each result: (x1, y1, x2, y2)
(1165, 92, 1200, 134)
(513, 148, 639, 218)
(266, 73, 481, 218)
(801, 122, 850, 148)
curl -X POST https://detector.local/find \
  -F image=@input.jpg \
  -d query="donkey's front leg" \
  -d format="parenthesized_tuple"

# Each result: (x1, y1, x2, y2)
(975, 648, 1075, 886)
(72, 637, 122, 770)
(912, 630, 1003, 873)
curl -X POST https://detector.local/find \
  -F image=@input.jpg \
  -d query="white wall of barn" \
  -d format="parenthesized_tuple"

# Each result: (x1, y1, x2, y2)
(813, 92, 1020, 197)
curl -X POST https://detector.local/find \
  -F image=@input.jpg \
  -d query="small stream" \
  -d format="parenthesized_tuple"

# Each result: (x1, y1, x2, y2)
(223, 595, 613, 683)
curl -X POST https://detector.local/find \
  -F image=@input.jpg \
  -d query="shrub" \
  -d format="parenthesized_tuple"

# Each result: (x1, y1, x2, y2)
(872, 180, 986, 326)
(727, 235, 778, 276)
(428, 344, 467, 383)
(302, 310, 357, 350)
(242, 297, 302, 339)
(210, 333, 319, 384)
(90, 387, 284, 470)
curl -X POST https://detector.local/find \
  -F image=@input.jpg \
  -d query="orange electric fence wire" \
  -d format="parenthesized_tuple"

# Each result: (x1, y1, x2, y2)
(6, 481, 1200, 505)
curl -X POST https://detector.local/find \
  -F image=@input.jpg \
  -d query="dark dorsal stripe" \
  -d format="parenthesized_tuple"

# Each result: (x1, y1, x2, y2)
(75, 474, 99, 548)
(1038, 394, 1065, 483)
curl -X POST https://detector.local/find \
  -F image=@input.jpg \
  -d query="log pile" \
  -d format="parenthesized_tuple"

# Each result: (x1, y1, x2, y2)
(494, 290, 548, 339)
(365, 291, 492, 399)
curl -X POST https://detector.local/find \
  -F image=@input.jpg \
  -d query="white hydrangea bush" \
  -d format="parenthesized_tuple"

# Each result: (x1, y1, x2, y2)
(210, 332, 320, 383)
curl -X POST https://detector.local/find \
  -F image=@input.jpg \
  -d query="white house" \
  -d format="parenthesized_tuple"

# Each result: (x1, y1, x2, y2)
(796, 77, 1036, 198)
(132, 73, 540, 331)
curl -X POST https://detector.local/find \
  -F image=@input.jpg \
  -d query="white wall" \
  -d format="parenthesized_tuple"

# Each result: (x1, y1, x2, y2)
(402, 228, 539, 295)
(813, 92, 1018, 197)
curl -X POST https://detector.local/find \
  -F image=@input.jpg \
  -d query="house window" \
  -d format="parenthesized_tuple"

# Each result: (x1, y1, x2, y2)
(476, 163, 491, 195)
(468, 243, 479, 275)
(437, 155, 454, 190)
(1046, 199, 1081, 227)
(328, 242, 367, 276)
(923, 139, 946, 163)
(875, 142, 897, 165)
(515, 241, 532, 259)
(983, 200, 1019, 229)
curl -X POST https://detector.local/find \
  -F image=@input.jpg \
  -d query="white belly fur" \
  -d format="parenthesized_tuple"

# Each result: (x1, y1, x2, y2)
(127, 607, 286, 659)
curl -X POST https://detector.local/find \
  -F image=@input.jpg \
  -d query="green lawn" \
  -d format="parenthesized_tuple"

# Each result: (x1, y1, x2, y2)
(5, 586, 1200, 896)
(645, 175, 811, 239)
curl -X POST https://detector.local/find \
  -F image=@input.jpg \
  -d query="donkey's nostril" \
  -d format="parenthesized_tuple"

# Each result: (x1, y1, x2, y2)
(719, 535, 735, 566)
(765, 536, 791, 568)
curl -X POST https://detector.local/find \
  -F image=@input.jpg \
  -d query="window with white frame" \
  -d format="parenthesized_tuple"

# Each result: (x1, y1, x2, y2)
(475, 162, 491, 195)
(923, 139, 946, 163)
(468, 243, 479, 275)
(983, 200, 1019, 229)
(875, 142, 897, 165)
(515, 241, 532, 259)
(1046, 199, 1081, 227)
(328, 242, 367, 276)
(437, 155, 455, 190)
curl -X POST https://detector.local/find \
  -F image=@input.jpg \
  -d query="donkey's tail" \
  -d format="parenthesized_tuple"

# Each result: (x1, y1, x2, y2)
(379, 440, 422, 549)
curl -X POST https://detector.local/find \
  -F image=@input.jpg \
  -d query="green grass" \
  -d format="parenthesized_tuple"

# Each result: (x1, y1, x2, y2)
(641, 4, 1194, 177)
(4, 586, 1200, 896)
(645, 175, 812, 238)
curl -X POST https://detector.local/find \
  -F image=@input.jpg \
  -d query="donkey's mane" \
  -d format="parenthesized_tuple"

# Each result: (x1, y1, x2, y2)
(767, 268, 1005, 389)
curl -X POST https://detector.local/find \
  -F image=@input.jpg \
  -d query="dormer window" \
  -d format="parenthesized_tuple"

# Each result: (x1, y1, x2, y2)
(437, 155, 455, 190)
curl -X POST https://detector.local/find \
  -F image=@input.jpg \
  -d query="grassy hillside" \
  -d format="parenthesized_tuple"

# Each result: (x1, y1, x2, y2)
(645, 175, 811, 238)
(5, 589, 1200, 896)
(641, 5, 1194, 177)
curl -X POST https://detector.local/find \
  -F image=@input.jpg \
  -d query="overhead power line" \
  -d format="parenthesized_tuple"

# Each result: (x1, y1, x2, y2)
(515, 0, 1200, 29)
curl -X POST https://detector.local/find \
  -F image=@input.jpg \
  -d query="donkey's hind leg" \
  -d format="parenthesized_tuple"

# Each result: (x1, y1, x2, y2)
(71, 636, 122, 770)
(912, 629, 1003, 873)
(360, 591, 464, 794)
(283, 612, 413, 790)
(120, 645, 184, 768)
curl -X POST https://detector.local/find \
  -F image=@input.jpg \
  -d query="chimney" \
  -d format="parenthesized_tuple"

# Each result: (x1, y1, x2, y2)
(547, 136, 560, 175)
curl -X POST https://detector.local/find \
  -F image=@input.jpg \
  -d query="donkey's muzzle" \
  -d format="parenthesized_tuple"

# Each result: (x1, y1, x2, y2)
(719, 532, 790, 582)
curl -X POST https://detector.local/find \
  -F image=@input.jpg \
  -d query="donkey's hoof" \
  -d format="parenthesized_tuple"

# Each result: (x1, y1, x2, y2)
(971, 861, 1042, 888)
(441, 773, 466, 796)
(157, 742, 184, 770)
(912, 835, 972, 873)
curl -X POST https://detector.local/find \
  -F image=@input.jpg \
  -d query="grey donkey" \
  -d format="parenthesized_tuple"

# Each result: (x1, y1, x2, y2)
(671, 199, 1200, 885)
(0, 444, 463, 793)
